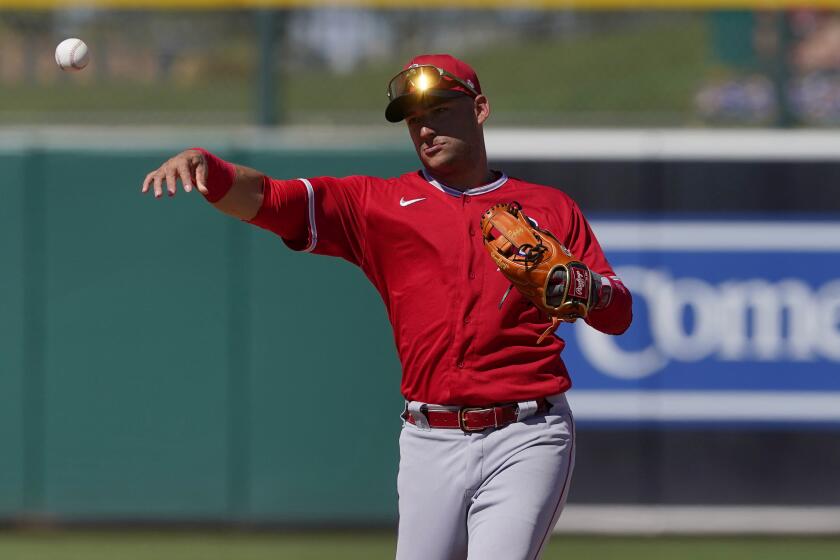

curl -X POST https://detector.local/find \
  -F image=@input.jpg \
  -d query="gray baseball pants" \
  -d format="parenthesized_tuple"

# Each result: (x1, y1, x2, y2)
(395, 393, 575, 560)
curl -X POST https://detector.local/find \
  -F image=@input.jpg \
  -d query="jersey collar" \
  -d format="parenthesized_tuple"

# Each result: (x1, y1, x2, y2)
(422, 169, 508, 197)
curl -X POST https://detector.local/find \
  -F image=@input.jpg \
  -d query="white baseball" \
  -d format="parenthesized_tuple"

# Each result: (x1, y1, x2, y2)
(55, 38, 89, 71)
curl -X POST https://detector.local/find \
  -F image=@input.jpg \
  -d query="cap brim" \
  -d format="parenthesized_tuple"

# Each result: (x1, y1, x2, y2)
(385, 90, 467, 123)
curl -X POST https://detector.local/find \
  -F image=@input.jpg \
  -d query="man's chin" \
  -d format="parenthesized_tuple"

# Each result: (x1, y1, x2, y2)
(421, 153, 457, 176)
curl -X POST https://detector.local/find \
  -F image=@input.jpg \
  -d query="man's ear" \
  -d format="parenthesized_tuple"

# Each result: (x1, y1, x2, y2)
(474, 95, 491, 125)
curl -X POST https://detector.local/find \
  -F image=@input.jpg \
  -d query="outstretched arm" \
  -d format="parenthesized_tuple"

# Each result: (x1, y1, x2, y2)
(140, 148, 263, 220)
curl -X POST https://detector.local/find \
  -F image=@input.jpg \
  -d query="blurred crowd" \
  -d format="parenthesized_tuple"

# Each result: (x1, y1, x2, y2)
(697, 10, 840, 125)
(3, 8, 840, 126)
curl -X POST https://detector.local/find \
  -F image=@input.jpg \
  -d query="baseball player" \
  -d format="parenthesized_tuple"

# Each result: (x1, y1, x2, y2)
(141, 54, 632, 560)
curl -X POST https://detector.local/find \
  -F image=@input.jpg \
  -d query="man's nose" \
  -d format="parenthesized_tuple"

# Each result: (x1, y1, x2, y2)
(419, 125, 435, 139)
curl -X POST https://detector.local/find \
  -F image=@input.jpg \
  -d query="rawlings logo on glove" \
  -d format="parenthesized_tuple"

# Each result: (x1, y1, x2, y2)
(480, 201, 603, 343)
(572, 268, 589, 299)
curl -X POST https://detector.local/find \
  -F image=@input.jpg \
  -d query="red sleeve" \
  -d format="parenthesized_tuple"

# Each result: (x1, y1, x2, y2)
(562, 200, 632, 335)
(247, 175, 368, 266)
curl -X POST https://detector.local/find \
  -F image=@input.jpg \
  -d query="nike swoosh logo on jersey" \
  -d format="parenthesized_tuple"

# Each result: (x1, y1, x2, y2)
(399, 197, 426, 207)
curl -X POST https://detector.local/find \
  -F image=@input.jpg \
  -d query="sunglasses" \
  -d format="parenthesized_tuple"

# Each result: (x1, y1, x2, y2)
(387, 64, 479, 101)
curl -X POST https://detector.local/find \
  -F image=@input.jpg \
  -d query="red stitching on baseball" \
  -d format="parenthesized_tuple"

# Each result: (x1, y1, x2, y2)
(69, 40, 82, 69)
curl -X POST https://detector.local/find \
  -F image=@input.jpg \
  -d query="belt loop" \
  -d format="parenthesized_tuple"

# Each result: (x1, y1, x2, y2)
(516, 400, 538, 422)
(407, 401, 431, 431)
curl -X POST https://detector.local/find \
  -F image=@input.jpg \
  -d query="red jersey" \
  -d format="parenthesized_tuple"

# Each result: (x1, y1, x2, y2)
(249, 169, 632, 406)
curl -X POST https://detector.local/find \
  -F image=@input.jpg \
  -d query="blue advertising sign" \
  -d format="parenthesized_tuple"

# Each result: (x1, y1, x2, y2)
(562, 219, 840, 424)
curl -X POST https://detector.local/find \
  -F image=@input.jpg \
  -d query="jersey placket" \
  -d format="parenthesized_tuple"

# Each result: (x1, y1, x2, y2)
(454, 193, 479, 373)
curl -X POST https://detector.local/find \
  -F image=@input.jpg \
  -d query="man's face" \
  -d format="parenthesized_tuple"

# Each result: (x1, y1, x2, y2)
(404, 94, 488, 176)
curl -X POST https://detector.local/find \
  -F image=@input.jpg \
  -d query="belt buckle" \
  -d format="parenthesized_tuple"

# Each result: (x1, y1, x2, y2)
(458, 407, 487, 432)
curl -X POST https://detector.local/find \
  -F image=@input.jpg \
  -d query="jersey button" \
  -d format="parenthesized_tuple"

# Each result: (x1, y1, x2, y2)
(469, 228, 475, 237)
(457, 361, 465, 369)
(468, 271, 476, 280)
(463, 317, 470, 325)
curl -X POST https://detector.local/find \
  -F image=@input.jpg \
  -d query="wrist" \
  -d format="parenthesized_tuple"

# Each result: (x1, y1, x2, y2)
(591, 272, 613, 310)
(192, 147, 237, 203)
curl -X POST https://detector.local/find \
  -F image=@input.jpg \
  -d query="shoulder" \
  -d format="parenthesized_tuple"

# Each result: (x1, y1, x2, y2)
(329, 171, 421, 188)
(361, 171, 427, 197)
(389, 170, 426, 187)
(318, 172, 426, 210)
(305, 174, 391, 193)
(307, 171, 425, 199)
(504, 175, 580, 211)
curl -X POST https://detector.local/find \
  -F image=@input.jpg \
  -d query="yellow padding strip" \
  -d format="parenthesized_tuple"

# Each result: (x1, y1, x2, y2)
(6, 0, 840, 12)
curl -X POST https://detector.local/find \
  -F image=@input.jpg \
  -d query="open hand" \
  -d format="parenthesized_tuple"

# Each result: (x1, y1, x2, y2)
(141, 149, 210, 198)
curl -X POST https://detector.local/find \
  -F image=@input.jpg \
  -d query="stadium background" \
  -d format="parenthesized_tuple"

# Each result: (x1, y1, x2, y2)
(1, 1, 839, 558)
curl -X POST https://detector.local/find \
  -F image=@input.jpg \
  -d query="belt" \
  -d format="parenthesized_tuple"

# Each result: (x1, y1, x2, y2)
(404, 398, 552, 433)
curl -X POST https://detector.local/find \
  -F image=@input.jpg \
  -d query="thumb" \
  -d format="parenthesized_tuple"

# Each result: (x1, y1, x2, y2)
(195, 156, 209, 195)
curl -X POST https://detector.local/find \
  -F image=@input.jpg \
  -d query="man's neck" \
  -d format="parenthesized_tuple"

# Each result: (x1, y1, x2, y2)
(426, 167, 496, 192)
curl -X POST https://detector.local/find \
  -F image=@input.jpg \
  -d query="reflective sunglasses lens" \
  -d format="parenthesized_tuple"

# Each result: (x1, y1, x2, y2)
(389, 66, 442, 99)
(406, 67, 441, 92)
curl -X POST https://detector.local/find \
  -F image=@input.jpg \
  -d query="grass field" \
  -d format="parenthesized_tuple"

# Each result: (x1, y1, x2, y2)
(1, 531, 840, 560)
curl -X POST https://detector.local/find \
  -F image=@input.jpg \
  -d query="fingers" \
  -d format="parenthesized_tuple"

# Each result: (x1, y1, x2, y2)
(140, 166, 168, 199)
(140, 150, 208, 199)
(176, 161, 193, 193)
(141, 165, 167, 198)
(165, 168, 178, 197)
(141, 172, 153, 195)
(153, 174, 164, 199)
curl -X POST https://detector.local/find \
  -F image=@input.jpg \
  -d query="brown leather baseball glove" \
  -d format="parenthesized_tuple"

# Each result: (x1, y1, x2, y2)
(481, 201, 602, 343)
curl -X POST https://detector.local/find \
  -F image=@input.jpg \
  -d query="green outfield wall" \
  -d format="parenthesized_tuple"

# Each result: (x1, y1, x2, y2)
(4, 138, 840, 525)
(0, 147, 417, 523)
